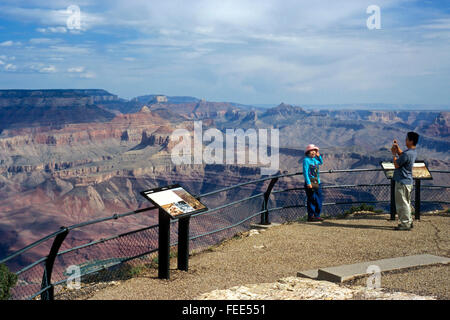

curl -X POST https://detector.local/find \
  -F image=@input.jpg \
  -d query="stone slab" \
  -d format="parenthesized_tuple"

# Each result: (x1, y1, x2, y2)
(316, 254, 450, 283)
(297, 269, 319, 279)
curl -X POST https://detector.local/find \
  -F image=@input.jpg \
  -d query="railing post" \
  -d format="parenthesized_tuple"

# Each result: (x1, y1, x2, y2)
(390, 179, 396, 220)
(415, 179, 421, 220)
(40, 227, 69, 300)
(261, 177, 279, 225)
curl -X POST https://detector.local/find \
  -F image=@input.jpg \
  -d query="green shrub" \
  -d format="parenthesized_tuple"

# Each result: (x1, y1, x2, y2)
(344, 203, 377, 216)
(0, 264, 18, 300)
(126, 265, 147, 278)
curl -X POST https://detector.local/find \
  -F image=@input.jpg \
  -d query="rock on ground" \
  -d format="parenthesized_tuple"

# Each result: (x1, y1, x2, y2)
(196, 277, 435, 300)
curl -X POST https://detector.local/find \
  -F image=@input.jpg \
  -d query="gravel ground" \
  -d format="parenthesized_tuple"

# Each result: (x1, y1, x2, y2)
(86, 212, 449, 300)
(347, 264, 450, 300)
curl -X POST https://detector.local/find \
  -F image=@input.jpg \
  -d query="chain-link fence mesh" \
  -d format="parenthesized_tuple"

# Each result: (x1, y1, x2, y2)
(420, 172, 450, 211)
(2, 170, 448, 300)
(9, 260, 46, 300)
(189, 195, 264, 254)
(50, 224, 161, 298)
(268, 184, 392, 223)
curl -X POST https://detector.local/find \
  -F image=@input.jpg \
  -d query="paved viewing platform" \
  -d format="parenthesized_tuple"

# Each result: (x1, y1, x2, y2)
(79, 211, 449, 300)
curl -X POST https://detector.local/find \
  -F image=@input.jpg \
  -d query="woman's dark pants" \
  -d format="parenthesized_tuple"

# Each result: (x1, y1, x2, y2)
(305, 184, 323, 218)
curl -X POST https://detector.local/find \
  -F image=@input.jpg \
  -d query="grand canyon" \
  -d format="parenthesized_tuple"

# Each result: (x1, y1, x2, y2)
(0, 89, 449, 262)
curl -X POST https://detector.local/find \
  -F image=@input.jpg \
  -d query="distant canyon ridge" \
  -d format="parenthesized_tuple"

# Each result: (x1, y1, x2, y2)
(0, 89, 448, 260)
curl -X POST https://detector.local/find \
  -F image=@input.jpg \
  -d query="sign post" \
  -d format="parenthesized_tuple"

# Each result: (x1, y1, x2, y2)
(380, 161, 432, 222)
(415, 179, 421, 220)
(177, 216, 190, 271)
(158, 208, 170, 279)
(390, 179, 396, 220)
(140, 184, 208, 280)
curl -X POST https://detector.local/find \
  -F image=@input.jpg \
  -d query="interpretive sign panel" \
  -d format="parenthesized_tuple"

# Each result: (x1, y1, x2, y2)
(141, 184, 208, 219)
(380, 161, 433, 180)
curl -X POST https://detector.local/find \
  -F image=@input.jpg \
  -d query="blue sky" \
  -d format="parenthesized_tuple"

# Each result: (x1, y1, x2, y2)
(0, 0, 449, 106)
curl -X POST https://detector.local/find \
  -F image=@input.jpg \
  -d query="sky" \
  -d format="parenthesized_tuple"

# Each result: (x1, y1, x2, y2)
(0, 0, 449, 106)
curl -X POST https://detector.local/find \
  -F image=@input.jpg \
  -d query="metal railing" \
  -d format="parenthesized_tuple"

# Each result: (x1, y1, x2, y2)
(1, 168, 448, 300)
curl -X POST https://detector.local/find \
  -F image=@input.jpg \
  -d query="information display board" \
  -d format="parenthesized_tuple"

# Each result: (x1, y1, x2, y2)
(380, 160, 433, 180)
(140, 184, 208, 219)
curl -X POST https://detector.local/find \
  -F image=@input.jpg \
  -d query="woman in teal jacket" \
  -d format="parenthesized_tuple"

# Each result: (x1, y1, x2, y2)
(302, 144, 324, 222)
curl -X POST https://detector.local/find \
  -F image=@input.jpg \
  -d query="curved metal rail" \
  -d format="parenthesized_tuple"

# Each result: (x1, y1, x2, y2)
(1, 168, 448, 300)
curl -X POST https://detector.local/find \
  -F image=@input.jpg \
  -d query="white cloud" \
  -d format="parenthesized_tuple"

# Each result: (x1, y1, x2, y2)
(0, 40, 16, 46)
(79, 71, 95, 78)
(40, 65, 57, 73)
(67, 66, 85, 73)
(0, 55, 15, 65)
(0, 4, 105, 32)
(29, 37, 62, 44)
(29, 63, 57, 73)
(36, 26, 67, 33)
(49, 56, 65, 61)
(287, 85, 313, 93)
(4, 63, 17, 71)
(422, 18, 450, 30)
(49, 45, 91, 55)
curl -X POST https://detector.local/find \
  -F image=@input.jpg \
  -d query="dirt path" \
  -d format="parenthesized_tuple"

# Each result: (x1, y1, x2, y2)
(87, 212, 449, 300)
